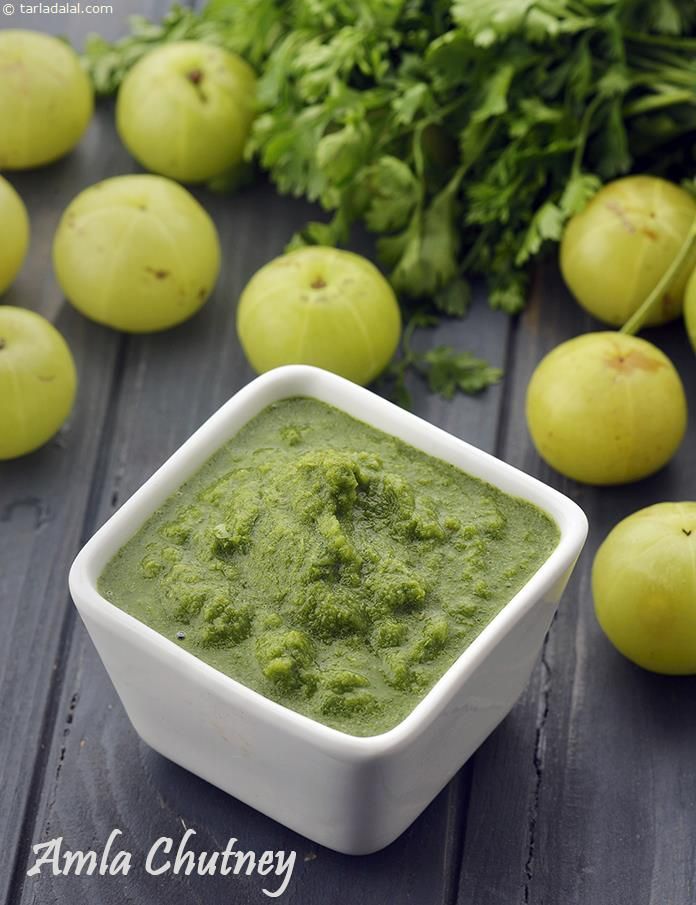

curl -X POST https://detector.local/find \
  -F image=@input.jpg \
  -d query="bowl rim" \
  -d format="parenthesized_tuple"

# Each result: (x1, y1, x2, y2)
(69, 365, 588, 761)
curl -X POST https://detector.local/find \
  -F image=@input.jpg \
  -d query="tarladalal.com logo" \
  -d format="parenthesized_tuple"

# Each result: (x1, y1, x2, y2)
(2, 3, 115, 14)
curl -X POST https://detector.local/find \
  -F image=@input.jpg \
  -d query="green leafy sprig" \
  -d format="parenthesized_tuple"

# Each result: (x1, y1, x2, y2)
(384, 312, 503, 407)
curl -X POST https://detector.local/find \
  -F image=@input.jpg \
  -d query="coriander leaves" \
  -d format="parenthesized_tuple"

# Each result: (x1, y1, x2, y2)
(233, 0, 696, 314)
(384, 313, 502, 407)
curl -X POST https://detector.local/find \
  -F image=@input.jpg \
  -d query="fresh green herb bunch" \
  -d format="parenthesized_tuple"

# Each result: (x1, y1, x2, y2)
(86, 0, 696, 316)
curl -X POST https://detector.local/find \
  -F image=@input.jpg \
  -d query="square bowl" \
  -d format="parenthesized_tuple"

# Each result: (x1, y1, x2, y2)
(69, 365, 587, 855)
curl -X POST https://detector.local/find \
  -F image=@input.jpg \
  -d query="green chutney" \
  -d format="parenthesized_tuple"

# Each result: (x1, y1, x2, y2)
(99, 397, 559, 737)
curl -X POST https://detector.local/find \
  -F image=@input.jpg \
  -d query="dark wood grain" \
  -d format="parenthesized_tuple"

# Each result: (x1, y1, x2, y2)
(0, 3, 183, 902)
(457, 266, 696, 905)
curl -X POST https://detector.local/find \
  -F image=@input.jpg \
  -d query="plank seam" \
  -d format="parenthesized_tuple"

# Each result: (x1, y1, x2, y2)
(523, 626, 553, 905)
(6, 334, 131, 905)
(493, 315, 519, 468)
(450, 314, 519, 905)
(442, 761, 474, 905)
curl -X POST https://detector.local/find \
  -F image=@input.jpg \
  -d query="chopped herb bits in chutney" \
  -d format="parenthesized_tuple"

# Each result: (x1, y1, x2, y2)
(98, 398, 559, 737)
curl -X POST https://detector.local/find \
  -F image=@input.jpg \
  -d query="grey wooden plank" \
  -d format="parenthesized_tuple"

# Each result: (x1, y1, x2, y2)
(0, 2, 184, 902)
(16, 174, 512, 903)
(457, 265, 696, 905)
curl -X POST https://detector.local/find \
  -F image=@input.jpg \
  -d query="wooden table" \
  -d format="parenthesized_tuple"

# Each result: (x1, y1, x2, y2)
(2, 4, 695, 903)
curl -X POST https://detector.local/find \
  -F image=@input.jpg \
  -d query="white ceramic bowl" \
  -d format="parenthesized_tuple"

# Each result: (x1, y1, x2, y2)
(69, 365, 587, 855)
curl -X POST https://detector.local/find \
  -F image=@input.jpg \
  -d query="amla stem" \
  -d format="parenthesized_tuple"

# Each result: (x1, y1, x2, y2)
(621, 216, 696, 336)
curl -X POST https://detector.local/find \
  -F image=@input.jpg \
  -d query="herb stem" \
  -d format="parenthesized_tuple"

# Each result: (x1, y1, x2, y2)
(620, 216, 696, 336)
(571, 93, 603, 174)
(625, 30, 696, 51)
(623, 89, 696, 117)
